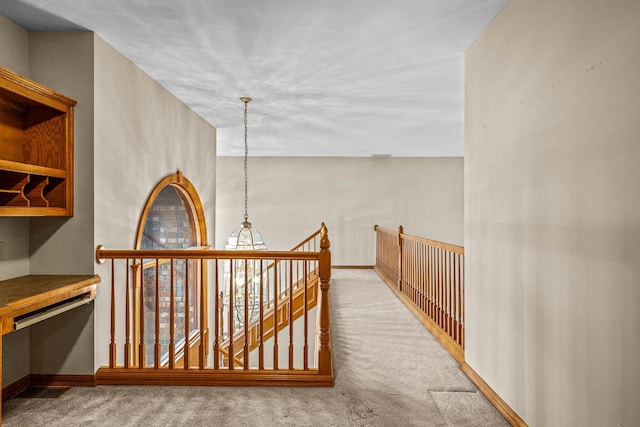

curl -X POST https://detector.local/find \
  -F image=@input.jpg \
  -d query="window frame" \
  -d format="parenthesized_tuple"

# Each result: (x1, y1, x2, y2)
(133, 170, 208, 367)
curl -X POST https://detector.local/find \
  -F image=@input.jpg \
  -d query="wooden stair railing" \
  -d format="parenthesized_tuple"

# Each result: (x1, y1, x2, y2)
(220, 272, 319, 367)
(94, 223, 333, 387)
(218, 226, 324, 367)
(373, 225, 464, 365)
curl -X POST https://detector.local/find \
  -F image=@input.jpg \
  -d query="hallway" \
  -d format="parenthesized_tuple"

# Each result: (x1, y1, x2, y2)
(3, 269, 508, 426)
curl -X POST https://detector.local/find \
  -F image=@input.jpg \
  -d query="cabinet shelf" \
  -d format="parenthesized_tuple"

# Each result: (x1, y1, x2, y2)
(0, 66, 76, 216)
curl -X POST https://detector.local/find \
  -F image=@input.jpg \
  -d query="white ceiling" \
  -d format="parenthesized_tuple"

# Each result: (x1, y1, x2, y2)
(1, 0, 507, 157)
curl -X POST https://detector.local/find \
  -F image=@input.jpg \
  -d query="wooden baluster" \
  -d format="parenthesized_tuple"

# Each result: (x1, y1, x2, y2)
(454, 253, 460, 344)
(414, 242, 418, 305)
(243, 259, 249, 370)
(433, 247, 439, 325)
(447, 250, 451, 336)
(415, 242, 420, 310)
(273, 260, 279, 370)
(109, 260, 116, 369)
(228, 259, 234, 370)
(199, 259, 206, 369)
(131, 263, 141, 366)
(438, 248, 443, 329)
(184, 258, 190, 369)
(169, 259, 175, 369)
(317, 224, 332, 377)
(405, 239, 410, 298)
(213, 260, 220, 369)
(412, 241, 416, 304)
(426, 245, 433, 319)
(397, 226, 403, 292)
(421, 242, 426, 312)
(446, 250, 450, 335)
(442, 250, 447, 334)
(448, 251, 453, 338)
(415, 242, 419, 312)
(432, 248, 437, 327)
(138, 258, 145, 368)
(434, 246, 439, 323)
(154, 259, 160, 369)
(124, 259, 131, 368)
(439, 247, 443, 326)
(460, 254, 465, 349)
(445, 251, 450, 336)
(407, 240, 412, 300)
(450, 252, 455, 341)
(303, 260, 309, 370)
(259, 259, 265, 370)
(289, 260, 294, 370)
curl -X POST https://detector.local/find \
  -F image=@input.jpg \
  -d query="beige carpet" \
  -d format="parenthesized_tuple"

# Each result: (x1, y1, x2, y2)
(3, 269, 509, 426)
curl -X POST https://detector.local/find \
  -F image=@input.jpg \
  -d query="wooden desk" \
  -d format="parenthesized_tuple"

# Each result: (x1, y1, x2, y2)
(0, 275, 100, 425)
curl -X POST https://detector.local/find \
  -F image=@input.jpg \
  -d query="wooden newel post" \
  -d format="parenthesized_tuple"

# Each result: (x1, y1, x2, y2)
(398, 225, 404, 292)
(318, 223, 333, 378)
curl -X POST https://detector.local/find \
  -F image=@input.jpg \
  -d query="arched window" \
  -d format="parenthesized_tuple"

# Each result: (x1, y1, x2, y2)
(134, 171, 207, 367)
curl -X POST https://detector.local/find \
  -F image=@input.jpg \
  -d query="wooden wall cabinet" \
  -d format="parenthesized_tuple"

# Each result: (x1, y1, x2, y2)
(0, 66, 76, 216)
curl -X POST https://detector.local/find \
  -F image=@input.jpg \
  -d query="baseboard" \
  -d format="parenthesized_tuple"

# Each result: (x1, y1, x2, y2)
(462, 362, 528, 426)
(2, 375, 30, 401)
(373, 267, 526, 426)
(29, 374, 96, 387)
(331, 265, 373, 269)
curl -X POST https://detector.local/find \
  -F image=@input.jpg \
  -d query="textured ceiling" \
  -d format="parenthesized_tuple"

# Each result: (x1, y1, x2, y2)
(1, 0, 507, 156)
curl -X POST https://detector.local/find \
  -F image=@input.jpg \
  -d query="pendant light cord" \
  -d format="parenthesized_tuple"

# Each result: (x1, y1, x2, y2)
(242, 97, 251, 226)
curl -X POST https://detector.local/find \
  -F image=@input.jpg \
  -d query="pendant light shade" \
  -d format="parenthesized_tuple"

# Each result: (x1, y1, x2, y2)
(225, 223, 267, 251)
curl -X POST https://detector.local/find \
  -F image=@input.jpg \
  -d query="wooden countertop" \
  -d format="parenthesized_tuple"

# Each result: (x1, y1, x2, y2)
(0, 274, 100, 335)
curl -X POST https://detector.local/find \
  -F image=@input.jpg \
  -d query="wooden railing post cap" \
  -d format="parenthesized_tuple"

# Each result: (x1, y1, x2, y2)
(398, 225, 404, 234)
(321, 224, 330, 249)
(373, 224, 379, 231)
(96, 245, 105, 264)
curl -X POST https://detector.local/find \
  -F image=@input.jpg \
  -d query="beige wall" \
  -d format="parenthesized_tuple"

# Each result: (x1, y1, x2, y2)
(0, 17, 31, 386)
(27, 32, 96, 375)
(465, 1, 640, 425)
(0, 15, 28, 76)
(0, 18, 30, 280)
(92, 35, 216, 369)
(215, 157, 463, 265)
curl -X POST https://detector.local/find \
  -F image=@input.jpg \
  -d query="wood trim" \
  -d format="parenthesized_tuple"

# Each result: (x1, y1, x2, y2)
(29, 374, 96, 387)
(373, 225, 463, 254)
(0, 66, 77, 107)
(374, 266, 464, 365)
(331, 265, 373, 270)
(97, 248, 320, 261)
(461, 363, 528, 427)
(400, 234, 463, 254)
(133, 170, 208, 248)
(3, 374, 95, 402)
(2, 375, 29, 401)
(95, 367, 334, 387)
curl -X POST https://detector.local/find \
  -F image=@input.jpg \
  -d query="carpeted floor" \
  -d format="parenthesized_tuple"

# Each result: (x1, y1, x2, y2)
(3, 269, 509, 426)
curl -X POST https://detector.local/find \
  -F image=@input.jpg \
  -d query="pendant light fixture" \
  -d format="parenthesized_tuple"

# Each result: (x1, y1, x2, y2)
(225, 97, 267, 328)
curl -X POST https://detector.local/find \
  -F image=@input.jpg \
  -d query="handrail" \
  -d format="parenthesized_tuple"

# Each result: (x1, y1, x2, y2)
(373, 224, 464, 365)
(290, 223, 324, 251)
(97, 248, 320, 262)
(373, 225, 463, 253)
(94, 223, 333, 387)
